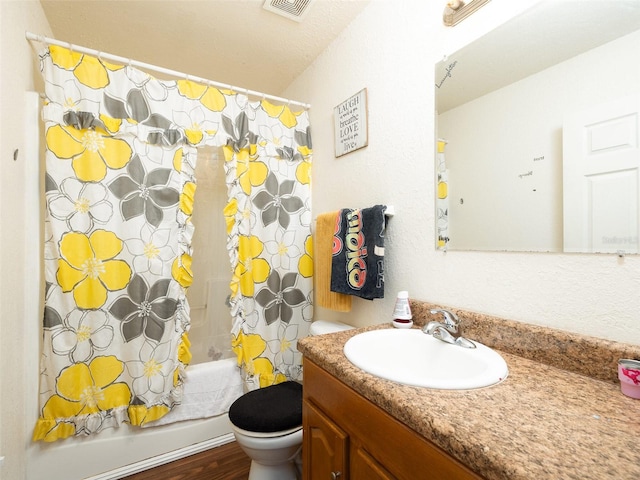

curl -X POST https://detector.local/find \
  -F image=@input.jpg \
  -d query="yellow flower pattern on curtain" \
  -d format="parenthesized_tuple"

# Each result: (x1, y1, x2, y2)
(223, 102, 314, 390)
(35, 45, 313, 442)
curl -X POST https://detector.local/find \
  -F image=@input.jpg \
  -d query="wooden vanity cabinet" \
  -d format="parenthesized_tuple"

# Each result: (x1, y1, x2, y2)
(302, 359, 484, 480)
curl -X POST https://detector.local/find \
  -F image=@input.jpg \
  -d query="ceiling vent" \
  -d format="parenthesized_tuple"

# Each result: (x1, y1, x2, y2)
(263, 0, 314, 22)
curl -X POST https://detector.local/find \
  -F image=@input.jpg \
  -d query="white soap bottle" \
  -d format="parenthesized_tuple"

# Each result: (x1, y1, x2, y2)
(392, 291, 413, 329)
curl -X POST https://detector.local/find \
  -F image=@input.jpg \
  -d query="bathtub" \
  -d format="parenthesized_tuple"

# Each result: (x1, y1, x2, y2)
(27, 358, 245, 480)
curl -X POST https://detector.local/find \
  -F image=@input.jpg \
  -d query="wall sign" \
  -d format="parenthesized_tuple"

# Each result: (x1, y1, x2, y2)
(334, 88, 368, 157)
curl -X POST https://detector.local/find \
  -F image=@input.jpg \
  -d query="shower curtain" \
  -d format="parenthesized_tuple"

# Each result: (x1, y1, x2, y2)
(33, 45, 312, 442)
(224, 105, 314, 390)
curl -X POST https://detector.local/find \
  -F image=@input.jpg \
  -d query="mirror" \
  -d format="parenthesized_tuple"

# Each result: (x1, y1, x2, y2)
(435, 0, 640, 253)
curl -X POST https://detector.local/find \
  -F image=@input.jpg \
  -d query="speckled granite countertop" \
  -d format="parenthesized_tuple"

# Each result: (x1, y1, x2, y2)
(298, 302, 640, 480)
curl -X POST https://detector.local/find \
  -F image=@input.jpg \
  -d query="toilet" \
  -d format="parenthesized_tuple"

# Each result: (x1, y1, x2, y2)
(228, 320, 353, 480)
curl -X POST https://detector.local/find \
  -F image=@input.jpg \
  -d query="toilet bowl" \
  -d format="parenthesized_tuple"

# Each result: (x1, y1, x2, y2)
(228, 321, 353, 479)
(231, 424, 303, 480)
(229, 381, 303, 480)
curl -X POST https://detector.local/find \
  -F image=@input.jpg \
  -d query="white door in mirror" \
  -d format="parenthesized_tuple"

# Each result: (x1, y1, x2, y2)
(563, 94, 640, 254)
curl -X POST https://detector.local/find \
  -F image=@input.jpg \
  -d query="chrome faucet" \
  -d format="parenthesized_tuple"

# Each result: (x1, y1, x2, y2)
(423, 309, 476, 349)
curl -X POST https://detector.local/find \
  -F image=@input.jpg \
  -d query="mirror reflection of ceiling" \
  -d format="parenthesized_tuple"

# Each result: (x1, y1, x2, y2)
(436, 0, 640, 113)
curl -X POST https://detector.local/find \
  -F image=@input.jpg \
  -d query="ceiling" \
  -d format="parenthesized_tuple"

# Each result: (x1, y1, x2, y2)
(39, 0, 371, 99)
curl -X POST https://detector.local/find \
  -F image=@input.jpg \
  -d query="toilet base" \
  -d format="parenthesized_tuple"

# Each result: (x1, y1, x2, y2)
(248, 455, 300, 480)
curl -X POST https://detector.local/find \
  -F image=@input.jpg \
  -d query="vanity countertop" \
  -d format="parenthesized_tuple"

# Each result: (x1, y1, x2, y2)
(298, 323, 640, 480)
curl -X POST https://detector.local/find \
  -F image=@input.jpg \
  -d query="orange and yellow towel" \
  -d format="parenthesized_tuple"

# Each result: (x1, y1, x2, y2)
(314, 211, 352, 311)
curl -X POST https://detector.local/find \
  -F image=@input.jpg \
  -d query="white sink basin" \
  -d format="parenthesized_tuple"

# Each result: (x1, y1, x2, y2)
(343, 328, 508, 390)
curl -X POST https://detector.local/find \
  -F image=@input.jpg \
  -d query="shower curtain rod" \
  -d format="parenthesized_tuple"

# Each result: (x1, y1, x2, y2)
(25, 32, 311, 110)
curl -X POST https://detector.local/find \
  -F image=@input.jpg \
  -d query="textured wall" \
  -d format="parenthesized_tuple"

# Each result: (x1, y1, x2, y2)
(1, 3, 52, 478)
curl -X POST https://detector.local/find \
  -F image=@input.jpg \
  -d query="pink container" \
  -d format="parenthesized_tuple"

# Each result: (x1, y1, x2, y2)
(618, 359, 640, 399)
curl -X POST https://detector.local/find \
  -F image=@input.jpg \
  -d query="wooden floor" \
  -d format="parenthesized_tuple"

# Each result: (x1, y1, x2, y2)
(121, 441, 252, 480)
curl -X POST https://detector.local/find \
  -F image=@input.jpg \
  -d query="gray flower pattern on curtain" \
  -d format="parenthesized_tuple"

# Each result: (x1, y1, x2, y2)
(108, 155, 180, 227)
(252, 172, 305, 229)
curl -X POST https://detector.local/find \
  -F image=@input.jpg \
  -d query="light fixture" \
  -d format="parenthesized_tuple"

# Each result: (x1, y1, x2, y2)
(443, 0, 491, 26)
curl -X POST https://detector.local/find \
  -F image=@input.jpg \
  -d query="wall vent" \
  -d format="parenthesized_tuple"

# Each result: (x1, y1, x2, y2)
(263, 0, 314, 22)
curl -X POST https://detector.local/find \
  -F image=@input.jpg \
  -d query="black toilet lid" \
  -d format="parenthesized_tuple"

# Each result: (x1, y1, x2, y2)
(229, 381, 302, 433)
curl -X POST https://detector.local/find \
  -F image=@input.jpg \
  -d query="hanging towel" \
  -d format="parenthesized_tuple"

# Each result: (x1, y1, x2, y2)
(144, 359, 244, 427)
(331, 205, 387, 300)
(315, 211, 352, 311)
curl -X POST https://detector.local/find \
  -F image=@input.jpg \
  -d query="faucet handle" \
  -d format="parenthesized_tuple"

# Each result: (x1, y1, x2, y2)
(429, 309, 459, 327)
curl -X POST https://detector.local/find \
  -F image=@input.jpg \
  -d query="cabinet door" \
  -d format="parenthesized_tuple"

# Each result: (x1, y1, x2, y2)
(304, 360, 484, 480)
(303, 400, 348, 480)
(351, 445, 395, 480)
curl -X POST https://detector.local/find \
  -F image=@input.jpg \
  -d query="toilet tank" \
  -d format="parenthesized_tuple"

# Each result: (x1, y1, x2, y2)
(309, 320, 354, 336)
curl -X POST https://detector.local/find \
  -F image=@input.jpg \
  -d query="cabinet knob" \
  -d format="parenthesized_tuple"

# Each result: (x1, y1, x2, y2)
(331, 472, 342, 480)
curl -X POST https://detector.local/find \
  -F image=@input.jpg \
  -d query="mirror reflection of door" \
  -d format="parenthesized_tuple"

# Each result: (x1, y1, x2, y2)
(563, 95, 640, 254)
